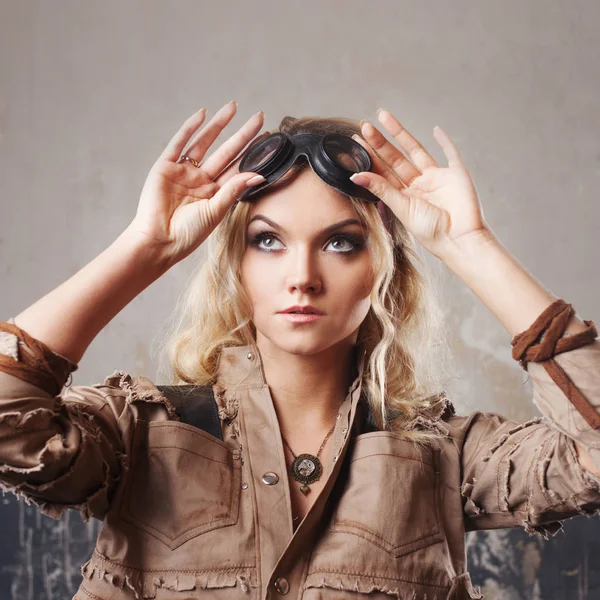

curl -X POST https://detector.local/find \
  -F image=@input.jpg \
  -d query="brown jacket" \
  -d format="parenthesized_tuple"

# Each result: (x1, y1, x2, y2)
(1, 310, 600, 600)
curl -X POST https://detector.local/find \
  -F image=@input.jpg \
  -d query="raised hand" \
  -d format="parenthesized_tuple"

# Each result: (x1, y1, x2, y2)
(350, 110, 492, 260)
(127, 101, 268, 267)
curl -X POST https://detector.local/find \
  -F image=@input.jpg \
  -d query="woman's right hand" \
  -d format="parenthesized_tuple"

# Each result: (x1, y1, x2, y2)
(125, 101, 267, 267)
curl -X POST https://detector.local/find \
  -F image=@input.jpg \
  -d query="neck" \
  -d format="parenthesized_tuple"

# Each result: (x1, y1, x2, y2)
(256, 336, 358, 446)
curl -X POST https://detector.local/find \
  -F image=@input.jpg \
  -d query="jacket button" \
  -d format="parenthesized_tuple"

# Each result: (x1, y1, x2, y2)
(241, 482, 248, 489)
(274, 577, 290, 594)
(262, 472, 279, 485)
(247, 352, 253, 360)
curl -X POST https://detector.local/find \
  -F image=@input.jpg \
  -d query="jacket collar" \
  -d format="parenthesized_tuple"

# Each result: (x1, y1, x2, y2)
(215, 343, 367, 397)
(215, 343, 370, 442)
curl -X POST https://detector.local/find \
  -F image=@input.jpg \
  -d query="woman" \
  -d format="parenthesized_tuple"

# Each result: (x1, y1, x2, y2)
(0, 100, 599, 599)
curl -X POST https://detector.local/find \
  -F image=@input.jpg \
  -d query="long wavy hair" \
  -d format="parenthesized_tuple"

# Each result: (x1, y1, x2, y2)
(157, 115, 456, 444)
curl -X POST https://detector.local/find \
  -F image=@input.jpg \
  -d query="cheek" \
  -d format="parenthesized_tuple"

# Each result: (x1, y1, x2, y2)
(337, 259, 374, 299)
(239, 257, 273, 308)
(330, 261, 374, 321)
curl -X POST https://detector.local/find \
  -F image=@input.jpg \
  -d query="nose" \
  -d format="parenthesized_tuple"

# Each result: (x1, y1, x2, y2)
(285, 246, 322, 294)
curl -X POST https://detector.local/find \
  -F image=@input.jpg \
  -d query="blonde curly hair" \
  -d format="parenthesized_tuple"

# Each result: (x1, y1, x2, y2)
(157, 115, 456, 445)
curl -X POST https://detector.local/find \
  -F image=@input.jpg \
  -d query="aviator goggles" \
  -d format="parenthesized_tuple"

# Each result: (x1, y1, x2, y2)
(237, 132, 382, 204)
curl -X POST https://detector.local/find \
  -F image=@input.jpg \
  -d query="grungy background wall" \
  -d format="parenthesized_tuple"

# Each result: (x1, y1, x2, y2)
(1, 1, 599, 598)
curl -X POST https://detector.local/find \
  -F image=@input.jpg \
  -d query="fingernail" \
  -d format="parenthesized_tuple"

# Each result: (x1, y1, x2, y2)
(230, 100, 239, 108)
(350, 173, 370, 187)
(246, 174, 266, 186)
(256, 110, 265, 118)
(360, 120, 374, 134)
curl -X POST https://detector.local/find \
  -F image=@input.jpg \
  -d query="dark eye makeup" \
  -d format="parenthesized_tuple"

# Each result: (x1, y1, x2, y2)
(247, 229, 365, 254)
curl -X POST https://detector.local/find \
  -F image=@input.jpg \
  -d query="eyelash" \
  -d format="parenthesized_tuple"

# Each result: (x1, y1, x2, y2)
(248, 230, 365, 254)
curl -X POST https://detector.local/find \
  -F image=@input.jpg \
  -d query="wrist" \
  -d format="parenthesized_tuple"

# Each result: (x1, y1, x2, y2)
(437, 227, 500, 271)
(116, 228, 174, 275)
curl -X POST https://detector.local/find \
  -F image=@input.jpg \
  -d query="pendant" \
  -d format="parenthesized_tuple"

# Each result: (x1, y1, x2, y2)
(290, 453, 323, 495)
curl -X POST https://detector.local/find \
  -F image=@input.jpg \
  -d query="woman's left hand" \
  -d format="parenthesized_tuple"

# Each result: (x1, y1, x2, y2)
(350, 110, 493, 260)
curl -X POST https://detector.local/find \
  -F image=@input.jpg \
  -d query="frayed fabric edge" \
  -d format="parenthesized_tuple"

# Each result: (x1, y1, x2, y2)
(304, 571, 469, 599)
(0, 423, 127, 522)
(521, 519, 564, 540)
(460, 479, 486, 517)
(98, 370, 180, 420)
(81, 551, 258, 598)
(447, 572, 484, 599)
(481, 417, 545, 463)
(0, 459, 116, 522)
(213, 383, 244, 463)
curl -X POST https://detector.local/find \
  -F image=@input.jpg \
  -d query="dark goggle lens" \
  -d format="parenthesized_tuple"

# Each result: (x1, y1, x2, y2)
(242, 136, 284, 171)
(323, 136, 369, 173)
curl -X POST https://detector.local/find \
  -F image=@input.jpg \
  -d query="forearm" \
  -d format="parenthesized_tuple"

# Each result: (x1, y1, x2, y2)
(11, 228, 170, 365)
(440, 229, 599, 477)
(440, 229, 589, 339)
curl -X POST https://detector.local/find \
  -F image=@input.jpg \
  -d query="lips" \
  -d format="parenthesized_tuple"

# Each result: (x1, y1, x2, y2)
(279, 305, 325, 315)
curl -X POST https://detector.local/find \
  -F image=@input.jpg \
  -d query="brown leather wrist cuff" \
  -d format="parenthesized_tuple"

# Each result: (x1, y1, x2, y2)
(511, 298, 600, 430)
(0, 320, 79, 396)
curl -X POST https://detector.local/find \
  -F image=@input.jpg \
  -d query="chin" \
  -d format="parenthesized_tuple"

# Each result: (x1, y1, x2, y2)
(274, 338, 331, 357)
(259, 326, 356, 358)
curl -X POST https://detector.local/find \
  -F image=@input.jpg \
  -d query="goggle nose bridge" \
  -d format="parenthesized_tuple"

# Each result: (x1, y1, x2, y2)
(279, 134, 360, 186)
(238, 131, 380, 204)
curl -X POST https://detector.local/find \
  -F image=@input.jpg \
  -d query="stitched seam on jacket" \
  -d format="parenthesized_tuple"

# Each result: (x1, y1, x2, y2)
(122, 457, 239, 539)
(148, 420, 227, 440)
(520, 427, 545, 515)
(350, 452, 433, 468)
(141, 445, 229, 466)
(128, 512, 234, 540)
(77, 585, 104, 600)
(495, 425, 541, 517)
(460, 413, 489, 474)
(533, 433, 560, 508)
(91, 550, 254, 573)
(333, 519, 440, 547)
(306, 568, 449, 589)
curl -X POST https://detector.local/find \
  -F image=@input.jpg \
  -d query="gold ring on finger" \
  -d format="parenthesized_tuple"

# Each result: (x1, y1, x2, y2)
(178, 154, 201, 168)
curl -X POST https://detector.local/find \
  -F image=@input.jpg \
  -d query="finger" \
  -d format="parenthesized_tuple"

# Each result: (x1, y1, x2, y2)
(181, 100, 239, 163)
(207, 171, 266, 220)
(359, 120, 422, 186)
(201, 111, 265, 180)
(349, 171, 412, 225)
(351, 134, 408, 189)
(377, 109, 440, 172)
(433, 125, 463, 168)
(161, 108, 208, 162)
(214, 130, 271, 187)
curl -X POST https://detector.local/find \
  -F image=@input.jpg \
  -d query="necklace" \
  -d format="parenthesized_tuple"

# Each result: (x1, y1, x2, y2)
(281, 424, 336, 495)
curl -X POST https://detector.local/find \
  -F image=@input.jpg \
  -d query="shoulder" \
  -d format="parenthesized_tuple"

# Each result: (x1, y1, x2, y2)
(416, 391, 511, 446)
(76, 370, 182, 421)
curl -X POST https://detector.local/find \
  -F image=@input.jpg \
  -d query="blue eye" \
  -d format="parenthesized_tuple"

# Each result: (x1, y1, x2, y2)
(248, 231, 364, 254)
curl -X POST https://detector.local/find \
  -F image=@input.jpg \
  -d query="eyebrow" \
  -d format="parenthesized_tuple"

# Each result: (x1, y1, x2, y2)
(247, 215, 364, 236)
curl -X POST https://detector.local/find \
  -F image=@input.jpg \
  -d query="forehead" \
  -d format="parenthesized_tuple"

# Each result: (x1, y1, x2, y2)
(246, 169, 359, 226)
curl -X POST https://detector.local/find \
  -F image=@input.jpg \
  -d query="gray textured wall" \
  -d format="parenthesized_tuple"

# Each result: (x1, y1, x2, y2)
(1, 1, 599, 598)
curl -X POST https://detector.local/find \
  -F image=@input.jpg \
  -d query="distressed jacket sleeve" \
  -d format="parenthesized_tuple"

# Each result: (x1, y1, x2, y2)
(456, 299, 600, 539)
(0, 319, 130, 522)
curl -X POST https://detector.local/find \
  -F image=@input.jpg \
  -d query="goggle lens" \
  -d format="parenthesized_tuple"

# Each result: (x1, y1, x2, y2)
(323, 135, 370, 173)
(242, 136, 284, 171)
